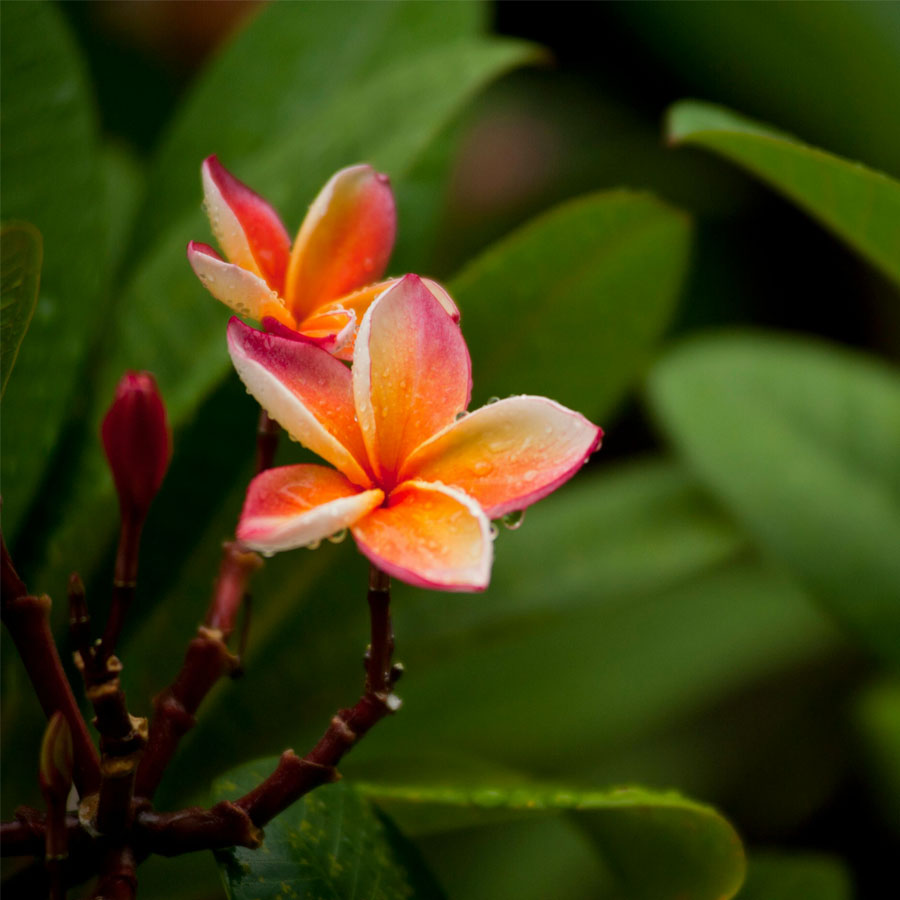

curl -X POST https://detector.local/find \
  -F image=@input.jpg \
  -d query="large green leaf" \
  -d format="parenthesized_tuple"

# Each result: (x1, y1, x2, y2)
(212, 766, 445, 900)
(647, 333, 900, 667)
(616, 2, 900, 177)
(0, 222, 42, 398)
(666, 101, 900, 288)
(451, 190, 692, 414)
(738, 853, 853, 900)
(0, 0, 107, 539)
(357, 781, 745, 900)
(136, 0, 486, 252)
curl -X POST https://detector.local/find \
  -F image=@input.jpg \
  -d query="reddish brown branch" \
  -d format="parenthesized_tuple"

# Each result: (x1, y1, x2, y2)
(1, 585, 101, 797)
(134, 801, 262, 856)
(92, 844, 137, 900)
(255, 409, 280, 474)
(100, 512, 143, 662)
(1, 809, 90, 858)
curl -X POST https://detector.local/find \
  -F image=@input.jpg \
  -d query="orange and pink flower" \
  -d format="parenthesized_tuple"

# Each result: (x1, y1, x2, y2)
(188, 157, 456, 357)
(228, 275, 602, 591)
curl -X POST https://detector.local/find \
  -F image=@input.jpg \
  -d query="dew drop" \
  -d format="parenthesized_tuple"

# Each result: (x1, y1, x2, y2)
(486, 396, 500, 405)
(306, 539, 321, 551)
(261, 550, 276, 559)
(327, 528, 347, 544)
(473, 460, 493, 476)
(502, 509, 525, 530)
(523, 470, 537, 482)
(489, 522, 500, 540)
(455, 410, 468, 421)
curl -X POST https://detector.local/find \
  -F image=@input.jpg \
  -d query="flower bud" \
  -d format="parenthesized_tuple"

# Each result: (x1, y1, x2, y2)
(39, 712, 73, 802)
(101, 372, 171, 521)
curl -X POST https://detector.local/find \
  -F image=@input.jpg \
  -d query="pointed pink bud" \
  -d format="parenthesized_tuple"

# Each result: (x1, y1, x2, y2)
(101, 372, 171, 521)
(39, 712, 74, 801)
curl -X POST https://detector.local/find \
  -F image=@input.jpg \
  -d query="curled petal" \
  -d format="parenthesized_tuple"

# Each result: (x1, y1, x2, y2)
(401, 396, 603, 518)
(352, 481, 492, 592)
(188, 242, 292, 324)
(353, 275, 471, 487)
(202, 156, 291, 292)
(285, 164, 396, 320)
(261, 307, 356, 355)
(227, 318, 373, 487)
(337, 277, 459, 323)
(238, 464, 383, 553)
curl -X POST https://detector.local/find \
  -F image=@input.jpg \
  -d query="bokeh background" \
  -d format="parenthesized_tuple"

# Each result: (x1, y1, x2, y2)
(3, 2, 898, 898)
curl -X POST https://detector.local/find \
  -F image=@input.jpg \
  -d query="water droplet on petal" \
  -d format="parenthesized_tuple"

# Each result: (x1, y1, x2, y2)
(523, 470, 536, 482)
(261, 550, 276, 559)
(455, 410, 468, 421)
(489, 522, 500, 540)
(306, 539, 321, 551)
(473, 460, 493, 476)
(327, 528, 348, 544)
(486, 396, 500, 405)
(502, 509, 526, 530)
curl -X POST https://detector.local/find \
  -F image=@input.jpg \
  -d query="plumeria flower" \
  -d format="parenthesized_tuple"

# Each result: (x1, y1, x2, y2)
(228, 275, 602, 591)
(188, 157, 457, 358)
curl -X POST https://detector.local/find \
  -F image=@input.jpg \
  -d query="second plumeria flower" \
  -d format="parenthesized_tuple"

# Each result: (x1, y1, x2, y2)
(188, 157, 456, 357)
(228, 275, 603, 591)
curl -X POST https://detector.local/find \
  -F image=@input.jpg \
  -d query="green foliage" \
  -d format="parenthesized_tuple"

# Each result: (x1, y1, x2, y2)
(0, 0, 107, 539)
(451, 190, 692, 413)
(0, 222, 42, 398)
(212, 768, 445, 900)
(856, 680, 900, 833)
(666, 101, 900, 288)
(356, 781, 745, 900)
(738, 853, 853, 900)
(648, 334, 900, 668)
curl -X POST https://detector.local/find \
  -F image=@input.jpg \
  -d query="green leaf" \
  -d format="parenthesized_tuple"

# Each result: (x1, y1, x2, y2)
(647, 333, 900, 667)
(0, 222, 42, 398)
(356, 781, 745, 900)
(738, 853, 853, 900)
(666, 101, 900, 288)
(136, 0, 487, 252)
(0, 0, 107, 539)
(212, 765, 445, 900)
(617, 2, 900, 177)
(856, 679, 900, 833)
(450, 190, 692, 415)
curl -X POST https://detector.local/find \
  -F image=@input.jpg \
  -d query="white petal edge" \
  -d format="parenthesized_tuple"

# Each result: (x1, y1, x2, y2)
(239, 488, 384, 553)
(201, 160, 261, 275)
(189, 244, 282, 320)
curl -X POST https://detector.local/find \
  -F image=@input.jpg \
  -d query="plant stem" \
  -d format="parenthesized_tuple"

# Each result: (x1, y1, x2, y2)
(100, 511, 143, 662)
(255, 408, 280, 474)
(0, 541, 100, 796)
(92, 845, 137, 900)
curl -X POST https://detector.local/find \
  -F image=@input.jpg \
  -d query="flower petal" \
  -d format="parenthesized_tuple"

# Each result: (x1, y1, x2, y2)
(238, 464, 383, 553)
(202, 155, 291, 292)
(351, 480, 492, 592)
(227, 318, 373, 487)
(353, 274, 471, 487)
(337, 277, 460, 323)
(262, 306, 357, 355)
(400, 396, 603, 518)
(188, 242, 292, 324)
(284, 164, 396, 320)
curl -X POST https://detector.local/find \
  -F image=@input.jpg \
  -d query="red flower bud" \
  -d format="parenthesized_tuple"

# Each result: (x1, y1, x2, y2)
(101, 371, 171, 521)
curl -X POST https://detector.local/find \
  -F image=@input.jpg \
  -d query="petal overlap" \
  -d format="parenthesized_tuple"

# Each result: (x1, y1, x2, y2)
(285, 165, 396, 322)
(400, 396, 603, 517)
(353, 275, 471, 487)
(228, 318, 372, 487)
(238, 464, 383, 553)
(351, 481, 492, 592)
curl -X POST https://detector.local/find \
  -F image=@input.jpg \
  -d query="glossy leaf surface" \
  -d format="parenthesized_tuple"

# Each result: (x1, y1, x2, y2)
(0, 222, 42, 398)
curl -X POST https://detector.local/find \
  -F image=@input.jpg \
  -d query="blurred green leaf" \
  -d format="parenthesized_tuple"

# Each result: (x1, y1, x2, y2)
(0, 222, 42, 398)
(738, 852, 853, 900)
(616, 2, 900, 176)
(136, 0, 487, 252)
(451, 190, 692, 414)
(0, 0, 107, 539)
(212, 767, 445, 900)
(666, 101, 900, 288)
(358, 781, 745, 900)
(856, 679, 900, 833)
(647, 333, 900, 667)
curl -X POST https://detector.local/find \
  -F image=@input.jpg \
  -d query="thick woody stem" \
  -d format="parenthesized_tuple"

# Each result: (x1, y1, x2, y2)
(134, 801, 262, 856)
(1, 544, 100, 796)
(0, 810, 85, 858)
(92, 845, 137, 900)
(236, 565, 398, 828)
